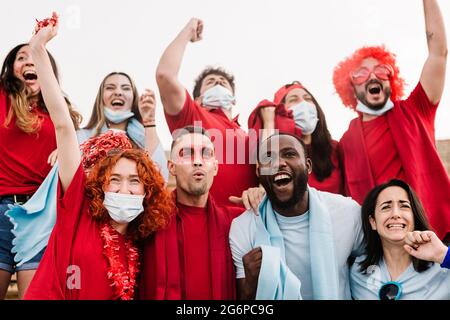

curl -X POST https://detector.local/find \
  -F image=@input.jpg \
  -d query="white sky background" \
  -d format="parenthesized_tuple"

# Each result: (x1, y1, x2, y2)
(1, 0, 450, 150)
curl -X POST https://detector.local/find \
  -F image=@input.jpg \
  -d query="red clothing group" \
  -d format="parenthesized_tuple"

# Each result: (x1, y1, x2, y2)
(339, 83, 450, 239)
(0, 89, 56, 196)
(164, 91, 259, 206)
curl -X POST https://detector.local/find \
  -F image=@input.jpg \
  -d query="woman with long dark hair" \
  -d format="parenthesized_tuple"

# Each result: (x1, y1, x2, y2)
(350, 179, 450, 300)
(0, 40, 81, 298)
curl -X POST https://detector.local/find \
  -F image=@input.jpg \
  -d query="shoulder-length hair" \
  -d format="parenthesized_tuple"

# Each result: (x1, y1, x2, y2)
(0, 43, 82, 134)
(280, 82, 334, 181)
(85, 149, 173, 242)
(84, 72, 141, 137)
(359, 179, 432, 273)
(333, 46, 405, 110)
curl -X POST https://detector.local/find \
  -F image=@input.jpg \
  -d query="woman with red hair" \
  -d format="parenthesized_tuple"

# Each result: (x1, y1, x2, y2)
(333, 0, 450, 242)
(23, 22, 173, 300)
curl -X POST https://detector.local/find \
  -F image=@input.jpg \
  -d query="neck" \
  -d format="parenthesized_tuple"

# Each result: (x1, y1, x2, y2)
(176, 189, 208, 208)
(273, 190, 309, 217)
(382, 241, 412, 281)
(301, 134, 312, 145)
(362, 113, 379, 122)
(110, 220, 128, 235)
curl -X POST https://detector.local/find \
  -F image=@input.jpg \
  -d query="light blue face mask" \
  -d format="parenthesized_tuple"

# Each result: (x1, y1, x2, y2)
(202, 85, 236, 110)
(291, 101, 319, 135)
(104, 107, 135, 124)
(103, 192, 145, 224)
(356, 99, 394, 116)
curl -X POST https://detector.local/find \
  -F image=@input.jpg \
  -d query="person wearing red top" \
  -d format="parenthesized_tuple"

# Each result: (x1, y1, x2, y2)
(248, 81, 343, 195)
(23, 23, 172, 300)
(0, 38, 81, 297)
(333, 0, 450, 241)
(155, 18, 258, 206)
(140, 126, 244, 300)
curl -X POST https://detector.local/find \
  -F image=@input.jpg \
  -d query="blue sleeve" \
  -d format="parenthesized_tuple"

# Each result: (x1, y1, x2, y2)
(441, 247, 450, 269)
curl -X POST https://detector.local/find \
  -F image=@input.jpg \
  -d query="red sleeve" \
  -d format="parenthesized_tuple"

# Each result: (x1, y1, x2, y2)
(56, 164, 87, 231)
(402, 82, 439, 124)
(164, 89, 204, 133)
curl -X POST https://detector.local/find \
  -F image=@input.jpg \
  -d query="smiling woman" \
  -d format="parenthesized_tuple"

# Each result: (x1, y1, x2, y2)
(0, 42, 81, 299)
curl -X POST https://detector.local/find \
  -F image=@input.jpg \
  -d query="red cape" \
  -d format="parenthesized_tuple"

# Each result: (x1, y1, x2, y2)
(139, 191, 243, 300)
(339, 83, 450, 239)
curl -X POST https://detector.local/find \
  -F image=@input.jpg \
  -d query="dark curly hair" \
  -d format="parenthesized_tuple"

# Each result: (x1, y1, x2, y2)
(192, 66, 235, 99)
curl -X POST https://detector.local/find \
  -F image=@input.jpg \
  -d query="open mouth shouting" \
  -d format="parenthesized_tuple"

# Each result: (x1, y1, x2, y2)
(272, 171, 293, 191)
(23, 70, 38, 82)
(110, 99, 125, 109)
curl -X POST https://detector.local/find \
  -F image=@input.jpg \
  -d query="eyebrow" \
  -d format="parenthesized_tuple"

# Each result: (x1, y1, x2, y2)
(379, 199, 410, 207)
(110, 173, 140, 178)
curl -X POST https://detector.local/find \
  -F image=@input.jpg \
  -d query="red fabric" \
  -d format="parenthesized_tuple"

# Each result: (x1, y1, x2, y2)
(339, 82, 450, 239)
(248, 100, 343, 194)
(164, 91, 258, 206)
(362, 115, 405, 184)
(0, 88, 56, 196)
(24, 165, 132, 300)
(139, 191, 243, 300)
(273, 84, 304, 105)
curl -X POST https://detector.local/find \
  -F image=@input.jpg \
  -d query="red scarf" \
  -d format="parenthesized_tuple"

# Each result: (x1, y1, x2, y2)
(339, 83, 450, 239)
(139, 192, 240, 300)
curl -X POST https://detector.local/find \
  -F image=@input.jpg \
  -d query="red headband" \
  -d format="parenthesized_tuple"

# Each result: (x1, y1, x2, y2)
(80, 130, 133, 169)
(273, 83, 305, 105)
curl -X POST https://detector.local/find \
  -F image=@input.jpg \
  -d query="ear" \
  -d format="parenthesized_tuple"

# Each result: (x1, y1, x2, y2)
(213, 159, 219, 177)
(306, 158, 313, 175)
(167, 160, 176, 177)
(369, 215, 377, 231)
(194, 95, 203, 105)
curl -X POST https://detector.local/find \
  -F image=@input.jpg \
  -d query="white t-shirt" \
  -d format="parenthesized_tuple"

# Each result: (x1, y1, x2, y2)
(351, 255, 450, 300)
(229, 188, 364, 300)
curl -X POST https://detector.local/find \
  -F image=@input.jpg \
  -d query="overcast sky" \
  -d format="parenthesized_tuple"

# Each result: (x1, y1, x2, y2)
(2, 0, 450, 149)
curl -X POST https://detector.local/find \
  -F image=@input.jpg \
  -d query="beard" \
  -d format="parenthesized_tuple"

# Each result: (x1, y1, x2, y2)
(262, 167, 309, 211)
(186, 181, 208, 196)
(356, 80, 392, 110)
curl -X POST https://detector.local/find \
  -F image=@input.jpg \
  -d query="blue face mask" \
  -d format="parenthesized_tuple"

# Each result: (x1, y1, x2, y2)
(356, 98, 394, 116)
(202, 85, 235, 110)
(104, 107, 134, 124)
(291, 101, 319, 135)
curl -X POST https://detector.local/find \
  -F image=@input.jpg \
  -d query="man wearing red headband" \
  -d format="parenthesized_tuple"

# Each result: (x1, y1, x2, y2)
(333, 0, 449, 241)
(155, 18, 258, 206)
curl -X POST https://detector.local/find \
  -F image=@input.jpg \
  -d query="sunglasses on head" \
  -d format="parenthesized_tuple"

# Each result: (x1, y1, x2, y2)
(350, 64, 393, 85)
(378, 281, 402, 300)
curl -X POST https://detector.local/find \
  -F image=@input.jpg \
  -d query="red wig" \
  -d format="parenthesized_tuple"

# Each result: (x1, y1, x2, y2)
(332, 46, 405, 110)
(86, 149, 174, 242)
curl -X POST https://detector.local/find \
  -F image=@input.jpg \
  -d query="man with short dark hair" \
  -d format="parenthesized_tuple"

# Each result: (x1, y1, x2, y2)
(229, 133, 363, 300)
(155, 18, 258, 206)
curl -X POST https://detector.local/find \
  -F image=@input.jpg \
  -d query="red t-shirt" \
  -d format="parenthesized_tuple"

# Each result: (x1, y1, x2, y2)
(24, 165, 132, 300)
(363, 115, 405, 185)
(177, 203, 212, 299)
(0, 89, 56, 196)
(164, 91, 259, 206)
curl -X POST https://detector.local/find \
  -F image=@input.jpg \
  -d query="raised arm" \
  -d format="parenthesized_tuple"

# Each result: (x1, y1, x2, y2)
(29, 25, 80, 192)
(138, 89, 169, 181)
(420, 0, 447, 104)
(155, 18, 203, 116)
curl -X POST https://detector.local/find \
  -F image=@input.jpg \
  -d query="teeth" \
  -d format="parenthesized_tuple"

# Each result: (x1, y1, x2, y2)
(111, 99, 124, 105)
(274, 174, 291, 182)
(23, 70, 36, 76)
(387, 224, 405, 229)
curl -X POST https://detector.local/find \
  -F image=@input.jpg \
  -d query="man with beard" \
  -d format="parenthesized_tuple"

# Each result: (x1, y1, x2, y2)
(140, 126, 245, 300)
(229, 133, 363, 300)
(333, 0, 450, 241)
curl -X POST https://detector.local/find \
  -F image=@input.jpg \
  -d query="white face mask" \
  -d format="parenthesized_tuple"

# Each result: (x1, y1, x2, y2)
(103, 192, 145, 224)
(291, 101, 319, 135)
(355, 99, 394, 116)
(202, 85, 235, 110)
(104, 107, 134, 124)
